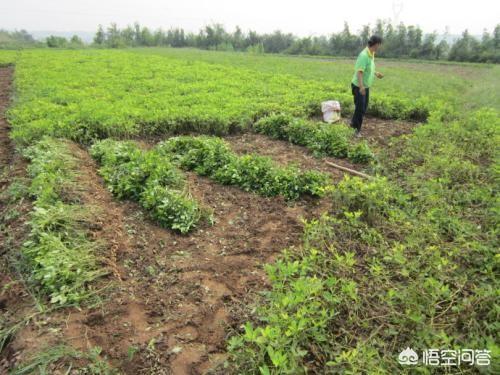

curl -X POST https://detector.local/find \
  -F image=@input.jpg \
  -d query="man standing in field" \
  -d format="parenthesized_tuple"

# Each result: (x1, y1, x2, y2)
(350, 35, 384, 136)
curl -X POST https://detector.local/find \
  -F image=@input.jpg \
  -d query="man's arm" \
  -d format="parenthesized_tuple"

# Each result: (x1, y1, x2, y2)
(357, 70, 366, 95)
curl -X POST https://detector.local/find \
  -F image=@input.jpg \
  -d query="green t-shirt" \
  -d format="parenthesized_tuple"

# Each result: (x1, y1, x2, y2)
(351, 47, 375, 88)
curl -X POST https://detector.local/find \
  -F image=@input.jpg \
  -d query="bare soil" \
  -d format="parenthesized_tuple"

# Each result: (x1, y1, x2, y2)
(0, 63, 418, 374)
(225, 132, 354, 178)
(226, 116, 418, 169)
(349, 116, 418, 148)
(0, 66, 14, 183)
(0, 66, 36, 373)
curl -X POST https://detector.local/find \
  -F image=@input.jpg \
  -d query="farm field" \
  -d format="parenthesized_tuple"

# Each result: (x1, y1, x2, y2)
(0, 48, 498, 374)
(134, 47, 500, 111)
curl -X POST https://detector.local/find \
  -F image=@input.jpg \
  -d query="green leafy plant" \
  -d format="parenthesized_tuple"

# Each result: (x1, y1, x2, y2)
(4, 49, 437, 146)
(140, 185, 202, 233)
(90, 139, 204, 233)
(347, 140, 375, 163)
(157, 135, 330, 200)
(254, 114, 374, 163)
(228, 109, 499, 373)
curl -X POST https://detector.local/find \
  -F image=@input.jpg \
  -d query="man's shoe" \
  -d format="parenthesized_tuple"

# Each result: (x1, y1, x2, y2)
(355, 131, 362, 138)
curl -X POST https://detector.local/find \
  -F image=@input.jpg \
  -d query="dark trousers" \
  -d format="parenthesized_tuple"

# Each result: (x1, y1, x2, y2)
(350, 83, 369, 131)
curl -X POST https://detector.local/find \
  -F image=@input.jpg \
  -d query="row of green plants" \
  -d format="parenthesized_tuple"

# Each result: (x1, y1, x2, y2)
(254, 113, 374, 163)
(141, 48, 483, 111)
(89, 139, 205, 234)
(21, 137, 107, 305)
(0, 49, 436, 146)
(0, 50, 17, 66)
(156, 135, 331, 200)
(228, 108, 499, 373)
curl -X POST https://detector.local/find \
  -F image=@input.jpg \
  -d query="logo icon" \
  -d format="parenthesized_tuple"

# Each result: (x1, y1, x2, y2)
(398, 347, 418, 365)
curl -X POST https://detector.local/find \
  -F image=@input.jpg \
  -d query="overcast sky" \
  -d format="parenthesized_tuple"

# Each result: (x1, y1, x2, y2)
(1, 0, 498, 36)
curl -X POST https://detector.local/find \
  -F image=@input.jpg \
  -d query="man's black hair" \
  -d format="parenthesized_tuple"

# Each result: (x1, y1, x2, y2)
(368, 35, 383, 47)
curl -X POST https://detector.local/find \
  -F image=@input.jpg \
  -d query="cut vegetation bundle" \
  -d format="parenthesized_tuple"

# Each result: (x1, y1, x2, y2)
(22, 137, 107, 305)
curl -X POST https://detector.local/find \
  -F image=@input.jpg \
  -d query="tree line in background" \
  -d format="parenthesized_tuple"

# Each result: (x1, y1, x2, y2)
(1, 20, 499, 63)
(91, 21, 500, 63)
(0, 29, 84, 49)
(0, 29, 40, 49)
(95, 20, 500, 63)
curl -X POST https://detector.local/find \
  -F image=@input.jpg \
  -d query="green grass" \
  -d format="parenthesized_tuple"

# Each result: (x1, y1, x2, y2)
(0, 49, 17, 66)
(132, 47, 500, 111)
(461, 65, 500, 110)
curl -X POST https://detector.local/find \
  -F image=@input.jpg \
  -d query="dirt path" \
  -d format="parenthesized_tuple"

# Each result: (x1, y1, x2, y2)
(0, 67, 37, 373)
(0, 66, 14, 182)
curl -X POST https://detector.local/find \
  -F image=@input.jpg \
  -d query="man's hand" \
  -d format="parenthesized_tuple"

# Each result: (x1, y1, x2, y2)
(376, 72, 384, 79)
(360, 86, 366, 96)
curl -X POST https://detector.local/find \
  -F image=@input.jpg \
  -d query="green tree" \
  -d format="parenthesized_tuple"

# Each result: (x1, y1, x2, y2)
(448, 29, 480, 62)
(359, 25, 370, 46)
(106, 23, 124, 48)
(232, 26, 245, 50)
(407, 25, 423, 57)
(395, 23, 408, 56)
(435, 39, 449, 60)
(140, 26, 155, 46)
(493, 24, 500, 49)
(245, 30, 261, 49)
(202, 23, 227, 49)
(69, 35, 84, 47)
(46, 35, 67, 48)
(93, 25, 105, 45)
(420, 33, 437, 59)
(263, 30, 294, 53)
(121, 25, 135, 46)
(133, 22, 142, 46)
(87, 21, 500, 63)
